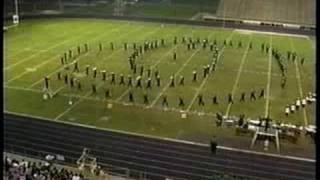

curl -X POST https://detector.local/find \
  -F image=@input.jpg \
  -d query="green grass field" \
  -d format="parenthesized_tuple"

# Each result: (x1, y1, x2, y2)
(4, 18, 315, 146)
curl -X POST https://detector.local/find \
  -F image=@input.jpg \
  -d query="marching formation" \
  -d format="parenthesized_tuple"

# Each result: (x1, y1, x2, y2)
(41, 35, 312, 119)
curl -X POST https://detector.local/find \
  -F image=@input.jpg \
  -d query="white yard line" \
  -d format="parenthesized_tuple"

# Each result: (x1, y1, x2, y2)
(224, 35, 253, 117)
(6, 24, 132, 85)
(5, 84, 213, 117)
(58, 25, 162, 99)
(186, 31, 235, 112)
(52, 86, 65, 95)
(4, 24, 95, 71)
(27, 25, 136, 89)
(4, 26, 73, 60)
(212, 67, 297, 78)
(4, 85, 42, 93)
(149, 49, 200, 108)
(53, 83, 105, 121)
(6, 56, 63, 84)
(53, 26, 162, 120)
(289, 39, 308, 126)
(115, 28, 183, 102)
(264, 35, 273, 117)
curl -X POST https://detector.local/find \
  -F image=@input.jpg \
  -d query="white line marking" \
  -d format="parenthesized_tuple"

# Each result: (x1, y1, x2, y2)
(4, 25, 73, 60)
(289, 39, 308, 126)
(4, 25, 94, 71)
(6, 84, 217, 119)
(54, 81, 105, 121)
(7, 24, 132, 85)
(224, 35, 253, 117)
(54, 26, 163, 120)
(115, 28, 184, 102)
(186, 31, 235, 111)
(27, 25, 135, 89)
(149, 49, 200, 108)
(264, 35, 273, 117)
(60, 26, 162, 97)
(3, 24, 18, 30)
(6, 28, 118, 84)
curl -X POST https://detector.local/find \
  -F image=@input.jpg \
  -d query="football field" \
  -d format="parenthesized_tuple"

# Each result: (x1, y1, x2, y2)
(4, 18, 315, 143)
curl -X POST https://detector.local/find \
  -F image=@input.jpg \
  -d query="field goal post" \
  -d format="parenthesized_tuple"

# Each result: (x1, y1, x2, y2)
(13, 0, 19, 24)
(4, 0, 19, 31)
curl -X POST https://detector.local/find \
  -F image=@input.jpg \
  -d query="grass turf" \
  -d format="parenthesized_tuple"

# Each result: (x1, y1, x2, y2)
(4, 18, 315, 147)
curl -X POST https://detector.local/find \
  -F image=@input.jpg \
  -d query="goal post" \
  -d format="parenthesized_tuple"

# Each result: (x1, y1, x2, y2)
(4, 0, 19, 30)
(13, 0, 19, 24)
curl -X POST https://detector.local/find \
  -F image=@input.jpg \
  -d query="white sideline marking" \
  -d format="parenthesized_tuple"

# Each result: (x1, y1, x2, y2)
(115, 28, 183, 102)
(54, 83, 104, 121)
(4, 110, 315, 163)
(4, 25, 93, 71)
(289, 39, 308, 126)
(3, 24, 18, 30)
(27, 24, 134, 88)
(224, 35, 253, 117)
(149, 49, 200, 108)
(264, 35, 273, 117)
(186, 31, 234, 111)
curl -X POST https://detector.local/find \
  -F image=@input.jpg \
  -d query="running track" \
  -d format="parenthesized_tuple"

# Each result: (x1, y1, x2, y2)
(4, 113, 316, 180)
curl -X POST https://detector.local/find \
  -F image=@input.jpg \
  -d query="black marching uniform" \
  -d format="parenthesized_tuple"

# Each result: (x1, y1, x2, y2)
(129, 92, 134, 102)
(250, 91, 256, 100)
(198, 94, 205, 106)
(213, 95, 218, 105)
(57, 72, 61, 80)
(105, 89, 111, 98)
(162, 95, 169, 107)
(169, 76, 175, 87)
(228, 93, 234, 104)
(111, 73, 116, 85)
(240, 92, 245, 102)
(92, 84, 97, 94)
(178, 97, 185, 107)
(193, 71, 197, 82)
(127, 75, 133, 86)
(44, 76, 50, 89)
(143, 94, 149, 104)
(119, 74, 125, 85)
(156, 75, 161, 87)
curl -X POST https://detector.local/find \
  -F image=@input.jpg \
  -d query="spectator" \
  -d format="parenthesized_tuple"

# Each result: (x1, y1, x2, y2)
(4, 156, 86, 180)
